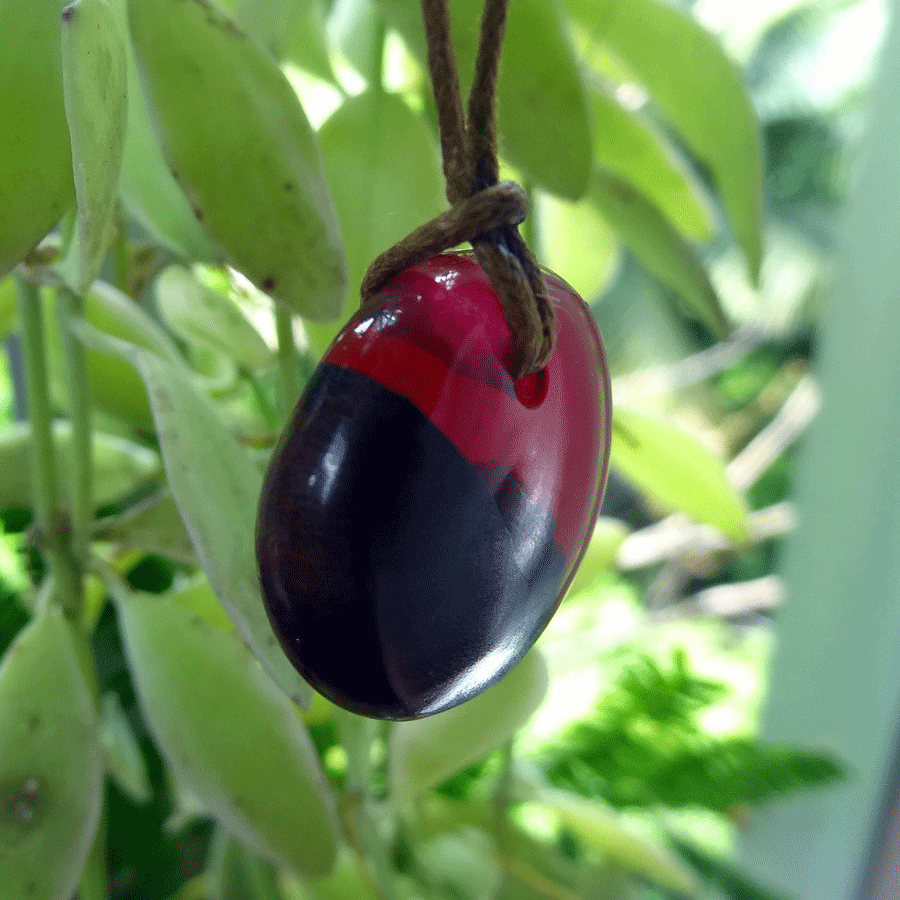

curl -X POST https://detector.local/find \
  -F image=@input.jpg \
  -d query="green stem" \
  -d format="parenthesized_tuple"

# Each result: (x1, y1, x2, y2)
(57, 288, 93, 576)
(334, 709, 395, 898)
(274, 303, 300, 422)
(15, 275, 80, 618)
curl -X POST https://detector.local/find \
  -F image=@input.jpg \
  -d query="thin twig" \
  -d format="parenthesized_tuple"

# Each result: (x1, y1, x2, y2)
(617, 502, 797, 572)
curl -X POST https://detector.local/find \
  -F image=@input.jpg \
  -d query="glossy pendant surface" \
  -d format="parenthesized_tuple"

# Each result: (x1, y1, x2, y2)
(256, 253, 611, 719)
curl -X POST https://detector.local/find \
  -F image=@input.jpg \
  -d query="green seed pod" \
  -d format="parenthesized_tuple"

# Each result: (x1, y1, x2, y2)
(114, 588, 339, 877)
(0, 604, 103, 900)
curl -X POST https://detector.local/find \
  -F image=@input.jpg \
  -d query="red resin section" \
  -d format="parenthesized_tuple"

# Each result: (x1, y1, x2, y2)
(325, 252, 612, 595)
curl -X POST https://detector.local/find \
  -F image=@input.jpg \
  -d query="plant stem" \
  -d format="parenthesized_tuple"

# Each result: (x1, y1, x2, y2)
(15, 275, 81, 618)
(334, 708, 395, 898)
(274, 303, 300, 422)
(56, 287, 93, 575)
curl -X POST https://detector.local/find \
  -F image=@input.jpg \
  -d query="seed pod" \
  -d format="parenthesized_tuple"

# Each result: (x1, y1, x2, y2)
(0, 604, 103, 900)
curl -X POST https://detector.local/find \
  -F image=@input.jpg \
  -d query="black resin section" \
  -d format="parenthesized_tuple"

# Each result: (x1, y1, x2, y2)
(256, 364, 566, 719)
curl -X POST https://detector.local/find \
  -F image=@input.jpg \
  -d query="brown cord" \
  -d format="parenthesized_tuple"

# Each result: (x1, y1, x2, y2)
(360, 0, 556, 380)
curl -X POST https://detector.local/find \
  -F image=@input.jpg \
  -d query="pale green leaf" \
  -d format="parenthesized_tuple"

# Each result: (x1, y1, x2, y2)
(94, 490, 197, 566)
(611, 406, 750, 542)
(129, 0, 347, 318)
(389, 650, 548, 803)
(108, 0, 219, 262)
(569, 0, 764, 281)
(112, 586, 339, 877)
(0, 605, 103, 900)
(380, 0, 592, 199)
(588, 81, 714, 242)
(592, 168, 727, 336)
(155, 266, 271, 371)
(0, 0, 74, 279)
(0, 420, 159, 511)
(61, 0, 128, 291)
(100, 692, 151, 804)
(307, 89, 445, 355)
(73, 321, 313, 707)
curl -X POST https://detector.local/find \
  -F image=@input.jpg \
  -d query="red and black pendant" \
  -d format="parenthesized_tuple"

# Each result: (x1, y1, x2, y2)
(256, 252, 611, 719)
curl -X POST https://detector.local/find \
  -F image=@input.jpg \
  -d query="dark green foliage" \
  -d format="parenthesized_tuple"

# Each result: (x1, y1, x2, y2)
(542, 651, 843, 812)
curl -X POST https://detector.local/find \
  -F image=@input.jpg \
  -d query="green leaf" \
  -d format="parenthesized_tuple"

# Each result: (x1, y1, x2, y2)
(61, 0, 128, 292)
(588, 81, 714, 242)
(380, 0, 592, 199)
(128, 0, 347, 319)
(107, 0, 219, 262)
(415, 828, 502, 900)
(569, 0, 764, 280)
(100, 691, 152, 804)
(94, 490, 197, 566)
(328, 0, 383, 84)
(523, 779, 698, 896)
(611, 407, 750, 542)
(389, 650, 548, 803)
(77, 814, 108, 900)
(0, 0, 74, 279)
(212, 832, 284, 900)
(0, 604, 103, 900)
(592, 168, 727, 336)
(112, 586, 339, 877)
(307, 89, 445, 355)
(0, 420, 159, 511)
(535, 187, 619, 303)
(73, 321, 313, 707)
(234, 0, 336, 85)
(155, 265, 271, 371)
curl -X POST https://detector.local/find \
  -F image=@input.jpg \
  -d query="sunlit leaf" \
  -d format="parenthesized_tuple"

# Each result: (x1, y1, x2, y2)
(0, 604, 103, 900)
(61, 0, 128, 291)
(588, 81, 714, 241)
(129, 0, 347, 319)
(74, 321, 313, 706)
(611, 406, 750, 542)
(112, 586, 339, 877)
(307, 89, 445, 355)
(390, 650, 548, 802)
(569, 0, 764, 281)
